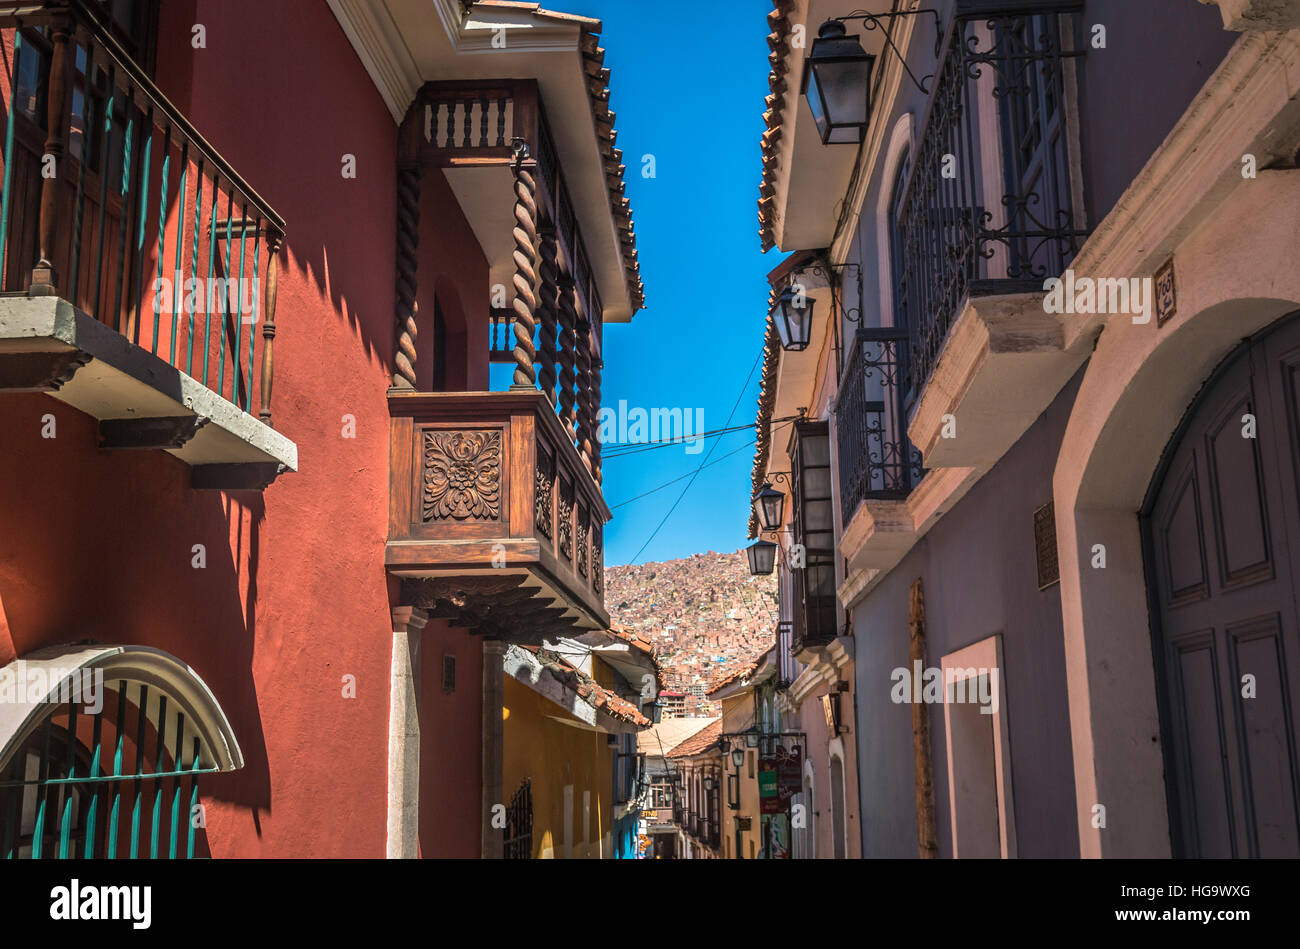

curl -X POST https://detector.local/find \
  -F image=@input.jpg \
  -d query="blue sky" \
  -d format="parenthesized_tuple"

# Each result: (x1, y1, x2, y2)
(565, 0, 784, 566)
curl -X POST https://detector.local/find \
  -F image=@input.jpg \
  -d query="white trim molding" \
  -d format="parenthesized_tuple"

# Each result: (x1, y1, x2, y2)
(940, 634, 1017, 859)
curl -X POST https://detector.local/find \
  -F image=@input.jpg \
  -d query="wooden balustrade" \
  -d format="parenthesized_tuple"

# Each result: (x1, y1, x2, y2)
(395, 78, 606, 484)
(387, 390, 610, 637)
(0, 0, 286, 424)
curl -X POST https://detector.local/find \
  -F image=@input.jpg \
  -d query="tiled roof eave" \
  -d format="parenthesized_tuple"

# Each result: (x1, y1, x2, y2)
(758, 0, 797, 253)
(467, 1, 646, 314)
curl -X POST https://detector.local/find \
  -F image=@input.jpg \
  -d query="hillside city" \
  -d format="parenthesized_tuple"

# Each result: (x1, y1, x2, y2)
(606, 550, 778, 717)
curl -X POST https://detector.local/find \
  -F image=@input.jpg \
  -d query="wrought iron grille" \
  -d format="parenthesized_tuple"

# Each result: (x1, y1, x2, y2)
(503, 777, 533, 859)
(836, 329, 924, 522)
(896, 2, 1087, 397)
(0, 681, 217, 859)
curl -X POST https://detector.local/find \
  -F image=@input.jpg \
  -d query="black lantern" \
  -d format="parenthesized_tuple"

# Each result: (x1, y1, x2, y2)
(704, 777, 715, 791)
(773, 284, 815, 352)
(731, 748, 745, 769)
(753, 483, 785, 532)
(648, 701, 662, 724)
(746, 539, 777, 576)
(745, 728, 760, 749)
(803, 20, 875, 145)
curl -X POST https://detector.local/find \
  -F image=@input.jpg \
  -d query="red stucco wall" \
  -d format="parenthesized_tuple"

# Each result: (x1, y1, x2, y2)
(0, 0, 489, 857)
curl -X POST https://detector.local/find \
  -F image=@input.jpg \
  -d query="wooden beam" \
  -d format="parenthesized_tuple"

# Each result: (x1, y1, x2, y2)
(909, 578, 938, 858)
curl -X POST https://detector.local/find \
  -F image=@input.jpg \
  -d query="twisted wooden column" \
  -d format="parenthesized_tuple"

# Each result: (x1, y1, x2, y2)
(392, 166, 422, 390)
(557, 275, 579, 439)
(509, 148, 539, 390)
(590, 356, 603, 485)
(576, 316, 594, 474)
(537, 228, 560, 408)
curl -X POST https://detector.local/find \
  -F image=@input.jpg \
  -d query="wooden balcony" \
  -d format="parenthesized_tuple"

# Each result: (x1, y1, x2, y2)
(0, 0, 295, 489)
(387, 390, 610, 642)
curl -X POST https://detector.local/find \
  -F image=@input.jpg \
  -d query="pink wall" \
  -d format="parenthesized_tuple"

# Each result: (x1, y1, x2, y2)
(0, 0, 488, 856)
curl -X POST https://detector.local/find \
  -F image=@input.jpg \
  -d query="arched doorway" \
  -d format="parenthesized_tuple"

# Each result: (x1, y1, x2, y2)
(1143, 311, 1300, 858)
(0, 645, 243, 859)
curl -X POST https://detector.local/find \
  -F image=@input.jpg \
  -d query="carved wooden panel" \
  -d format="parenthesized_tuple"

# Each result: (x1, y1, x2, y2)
(576, 502, 589, 579)
(592, 525, 603, 595)
(535, 440, 554, 539)
(422, 429, 502, 521)
(557, 475, 574, 560)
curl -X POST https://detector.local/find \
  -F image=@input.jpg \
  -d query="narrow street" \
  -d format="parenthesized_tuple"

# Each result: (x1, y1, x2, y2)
(0, 0, 1296, 934)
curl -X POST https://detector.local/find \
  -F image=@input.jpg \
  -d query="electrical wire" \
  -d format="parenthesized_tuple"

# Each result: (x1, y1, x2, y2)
(601, 414, 801, 459)
(627, 345, 765, 565)
(608, 439, 756, 510)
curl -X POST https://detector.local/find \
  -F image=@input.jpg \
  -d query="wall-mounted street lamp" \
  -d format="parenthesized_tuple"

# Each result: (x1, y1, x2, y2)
(746, 539, 777, 576)
(704, 776, 716, 791)
(802, 11, 941, 146)
(803, 20, 875, 145)
(731, 747, 745, 769)
(752, 483, 785, 533)
(773, 284, 815, 352)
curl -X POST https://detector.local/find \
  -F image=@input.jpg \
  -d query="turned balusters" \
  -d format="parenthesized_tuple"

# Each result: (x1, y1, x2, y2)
(30, 17, 73, 296)
(259, 232, 282, 426)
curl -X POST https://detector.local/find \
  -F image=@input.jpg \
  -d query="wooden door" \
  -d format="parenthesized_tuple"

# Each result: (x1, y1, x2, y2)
(1146, 310, 1300, 857)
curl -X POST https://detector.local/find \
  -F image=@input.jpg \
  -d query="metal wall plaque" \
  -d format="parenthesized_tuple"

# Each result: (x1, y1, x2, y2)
(1156, 257, 1177, 327)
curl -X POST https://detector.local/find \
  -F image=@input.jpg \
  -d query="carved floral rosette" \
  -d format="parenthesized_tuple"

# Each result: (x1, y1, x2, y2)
(422, 429, 502, 521)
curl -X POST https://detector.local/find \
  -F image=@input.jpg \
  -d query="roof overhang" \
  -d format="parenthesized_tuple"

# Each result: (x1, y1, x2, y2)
(760, 0, 900, 253)
(328, 0, 640, 322)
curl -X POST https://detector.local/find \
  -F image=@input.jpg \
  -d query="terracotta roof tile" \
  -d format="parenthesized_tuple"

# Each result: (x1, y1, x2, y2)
(757, 0, 797, 253)
(666, 718, 724, 758)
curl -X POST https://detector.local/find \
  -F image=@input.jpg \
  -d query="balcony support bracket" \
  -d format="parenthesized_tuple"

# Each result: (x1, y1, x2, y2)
(99, 415, 210, 451)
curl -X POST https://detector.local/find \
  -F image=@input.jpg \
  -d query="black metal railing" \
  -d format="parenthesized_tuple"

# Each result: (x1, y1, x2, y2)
(896, 2, 1087, 397)
(836, 329, 924, 522)
(503, 778, 533, 859)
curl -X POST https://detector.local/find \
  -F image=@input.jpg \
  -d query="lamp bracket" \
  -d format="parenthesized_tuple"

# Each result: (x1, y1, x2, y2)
(798, 259, 865, 325)
(832, 9, 943, 94)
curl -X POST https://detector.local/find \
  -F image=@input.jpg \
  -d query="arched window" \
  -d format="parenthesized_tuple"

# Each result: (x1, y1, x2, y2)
(0, 645, 242, 859)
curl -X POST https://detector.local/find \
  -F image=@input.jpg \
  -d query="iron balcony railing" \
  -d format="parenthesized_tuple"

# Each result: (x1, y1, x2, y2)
(836, 329, 924, 523)
(896, 1, 1087, 398)
(0, 0, 286, 424)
